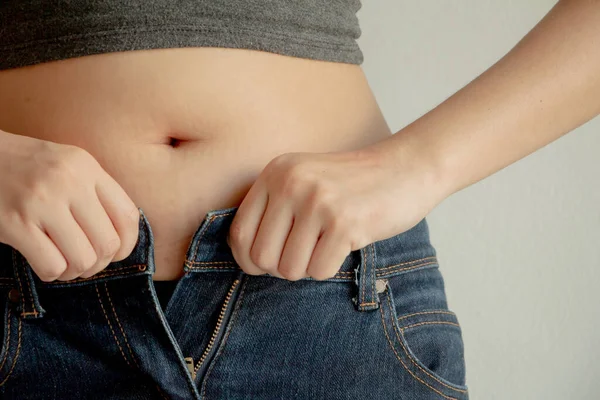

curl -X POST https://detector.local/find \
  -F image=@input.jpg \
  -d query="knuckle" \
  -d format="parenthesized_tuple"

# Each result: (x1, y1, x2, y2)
(279, 266, 303, 281)
(280, 167, 308, 196)
(70, 253, 98, 273)
(265, 154, 285, 171)
(249, 247, 272, 271)
(98, 237, 121, 258)
(2, 208, 29, 231)
(38, 274, 59, 282)
(81, 265, 106, 278)
(306, 184, 335, 211)
(240, 264, 264, 276)
(46, 153, 76, 177)
(329, 206, 357, 231)
(44, 146, 94, 184)
(24, 177, 54, 204)
(310, 268, 333, 281)
(39, 264, 67, 282)
(266, 153, 295, 171)
(62, 144, 94, 166)
(228, 222, 245, 245)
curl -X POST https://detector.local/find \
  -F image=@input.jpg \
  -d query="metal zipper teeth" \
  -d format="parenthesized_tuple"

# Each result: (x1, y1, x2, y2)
(194, 278, 241, 375)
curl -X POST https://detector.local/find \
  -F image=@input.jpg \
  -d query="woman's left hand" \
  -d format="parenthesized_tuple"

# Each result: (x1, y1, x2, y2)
(227, 141, 446, 281)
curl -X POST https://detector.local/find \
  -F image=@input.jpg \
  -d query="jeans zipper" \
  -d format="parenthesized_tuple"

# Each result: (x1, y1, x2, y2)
(193, 276, 243, 382)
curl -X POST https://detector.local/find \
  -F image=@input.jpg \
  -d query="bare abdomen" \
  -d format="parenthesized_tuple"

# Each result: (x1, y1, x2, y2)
(0, 47, 392, 279)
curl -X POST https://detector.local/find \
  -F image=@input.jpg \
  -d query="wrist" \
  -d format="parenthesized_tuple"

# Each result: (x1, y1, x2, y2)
(358, 129, 456, 203)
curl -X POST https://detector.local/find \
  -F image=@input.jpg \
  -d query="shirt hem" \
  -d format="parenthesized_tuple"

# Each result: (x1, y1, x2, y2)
(0, 25, 364, 70)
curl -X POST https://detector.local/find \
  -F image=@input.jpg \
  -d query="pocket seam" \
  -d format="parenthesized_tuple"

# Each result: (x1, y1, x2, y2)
(382, 286, 468, 395)
(379, 292, 462, 400)
(0, 306, 22, 387)
(0, 307, 12, 372)
(401, 321, 461, 331)
(95, 283, 137, 369)
(397, 310, 457, 321)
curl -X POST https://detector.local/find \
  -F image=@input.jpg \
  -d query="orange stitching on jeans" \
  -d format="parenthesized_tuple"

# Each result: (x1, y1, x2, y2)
(20, 311, 39, 317)
(369, 243, 377, 303)
(43, 265, 145, 285)
(359, 244, 377, 307)
(189, 214, 215, 263)
(103, 283, 141, 370)
(321, 260, 436, 278)
(12, 252, 26, 318)
(397, 310, 456, 321)
(185, 256, 437, 275)
(189, 212, 234, 264)
(185, 263, 237, 270)
(95, 284, 132, 368)
(401, 321, 461, 331)
(360, 246, 366, 305)
(184, 261, 236, 266)
(20, 258, 36, 315)
(376, 256, 438, 272)
(337, 256, 438, 276)
(201, 276, 247, 399)
(0, 308, 12, 371)
(386, 289, 468, 393)
(379, 296, 458, 400)
(0, 312, 22, 386)
(376, 261, 438, 277)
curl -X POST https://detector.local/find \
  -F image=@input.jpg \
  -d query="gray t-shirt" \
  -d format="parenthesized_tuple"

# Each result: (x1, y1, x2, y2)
(0, 0, 364, 70)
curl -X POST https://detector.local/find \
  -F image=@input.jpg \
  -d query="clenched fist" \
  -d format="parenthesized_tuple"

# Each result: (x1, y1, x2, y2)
(0, 130, 139, 282)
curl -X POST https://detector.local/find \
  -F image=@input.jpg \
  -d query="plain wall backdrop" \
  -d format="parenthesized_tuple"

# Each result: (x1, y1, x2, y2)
(357, 2, 600, 399)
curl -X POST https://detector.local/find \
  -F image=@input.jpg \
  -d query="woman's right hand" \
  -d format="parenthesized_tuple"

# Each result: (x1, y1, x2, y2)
(0, 130, 140, 282)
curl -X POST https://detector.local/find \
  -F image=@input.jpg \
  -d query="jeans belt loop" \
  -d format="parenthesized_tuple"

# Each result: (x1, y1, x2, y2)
(12, 249, 45, 319)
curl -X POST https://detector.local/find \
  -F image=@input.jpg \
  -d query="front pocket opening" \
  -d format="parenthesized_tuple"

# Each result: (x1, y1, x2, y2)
(379, 280, 469, 396)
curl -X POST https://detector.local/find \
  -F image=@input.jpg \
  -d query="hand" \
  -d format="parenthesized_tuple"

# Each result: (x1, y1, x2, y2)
(226, 141, 445, 281)
(0, 131, 140, 282)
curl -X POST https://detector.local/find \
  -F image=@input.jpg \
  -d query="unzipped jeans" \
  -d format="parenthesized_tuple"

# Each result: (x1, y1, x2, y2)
(0, 206, 469, 399)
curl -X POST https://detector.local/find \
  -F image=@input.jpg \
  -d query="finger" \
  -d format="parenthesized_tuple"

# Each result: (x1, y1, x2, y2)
(6, 223, 67, 282)
(228, 181, 268, 276)
(43, 206, 98, 281)
(250, 197, 294, 278)
(70, 195, 121, 279)
(95, 175, 139, 262)
(277, 212, 319, 281)
(305, 228, 351, 281)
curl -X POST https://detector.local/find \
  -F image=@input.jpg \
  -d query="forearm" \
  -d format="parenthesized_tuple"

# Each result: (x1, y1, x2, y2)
(372, 0, 600, 199)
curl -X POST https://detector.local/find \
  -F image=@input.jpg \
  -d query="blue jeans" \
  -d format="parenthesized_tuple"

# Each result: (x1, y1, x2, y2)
(0, 207, 469, 399)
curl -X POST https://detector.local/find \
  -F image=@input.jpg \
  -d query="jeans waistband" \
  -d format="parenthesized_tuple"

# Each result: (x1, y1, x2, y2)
(0, 206, 439, 318)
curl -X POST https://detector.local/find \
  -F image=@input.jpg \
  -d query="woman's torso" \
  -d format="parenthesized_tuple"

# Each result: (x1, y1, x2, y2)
(0, 47, 392, 280)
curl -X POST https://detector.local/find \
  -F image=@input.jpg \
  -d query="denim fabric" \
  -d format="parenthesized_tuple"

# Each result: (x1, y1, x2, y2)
(0, 206, 469, 399)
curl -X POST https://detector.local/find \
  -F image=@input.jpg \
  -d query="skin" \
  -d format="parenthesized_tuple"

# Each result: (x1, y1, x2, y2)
(0, 1, 595, 283)
(227, 0, 600, 280)
(0, 49, 391, 281)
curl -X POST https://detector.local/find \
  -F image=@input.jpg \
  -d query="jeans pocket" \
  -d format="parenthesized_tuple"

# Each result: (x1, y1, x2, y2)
(378, 266, 469, 399)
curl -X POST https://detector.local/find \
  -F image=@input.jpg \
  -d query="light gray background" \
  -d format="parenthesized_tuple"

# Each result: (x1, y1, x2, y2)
(358, 2, 600, 399)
